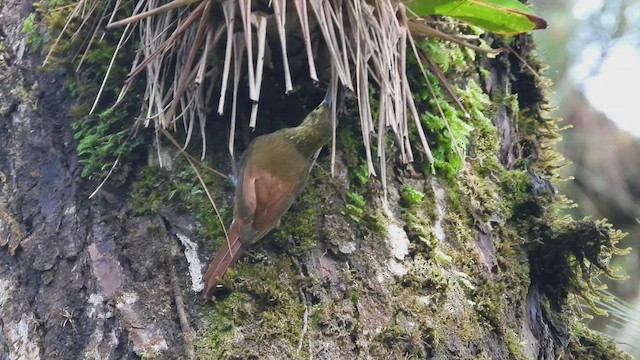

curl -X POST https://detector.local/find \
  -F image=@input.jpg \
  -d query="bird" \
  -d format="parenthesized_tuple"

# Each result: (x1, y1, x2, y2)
(202, 93, 334, 300)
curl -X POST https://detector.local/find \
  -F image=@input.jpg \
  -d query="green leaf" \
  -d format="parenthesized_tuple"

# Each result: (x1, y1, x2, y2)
(404, 0, 547, 35)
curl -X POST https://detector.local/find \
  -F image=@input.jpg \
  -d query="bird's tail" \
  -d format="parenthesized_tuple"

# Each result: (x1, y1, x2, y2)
(202, 224, 245, 300)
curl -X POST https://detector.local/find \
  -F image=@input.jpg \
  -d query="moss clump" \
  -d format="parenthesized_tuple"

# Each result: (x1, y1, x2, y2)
(402, 253, 450, 291)
(72, 108, 144, 181)
(561, 322, 633, 360)
(376, 323, 429, 358)
(195, 292, 251, 359)
(406, 39, 478, 180)
(417, 79, 473, 179)
(198, 257, 307, 359)
(313, 297, 358, 337)
(401, 185, 426, 206)
(128, 164, 228, 241)
(503, 328, 527, 360)
(401, 184, 439, 254)
(334, 141, 386, 235)
(21, 13, 42, 52)
(273, 166, 332, 256)
(31, 0, 146, 182)
(528, 217, 629, 314)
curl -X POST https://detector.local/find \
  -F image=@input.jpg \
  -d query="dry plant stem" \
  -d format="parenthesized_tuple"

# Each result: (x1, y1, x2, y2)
(407, 20, 502, 55)
(377, 100, 388, 203)
(141, 10, 175, 127)
(124, 3, 205, 85)
(505, 44, 548, 87)
(290, 257, 310, 355)
(106, 0, 200, 29)
(293, 0, 319, 82)
(425, 54, 469, 118)
(69, 0, 100, 43)
(88, 157, 121, 199)
(424, 70, 468, 172)
(334, 1, 351, 89)
(73, 1, 106, 67)
(229, 33, 246, 159)
(165, 0, 211, 132)
(349, 1, 375, 176)
(89, 22, 132, 114)
(196, 24, 217, 85)
(404, 78, 434, 164)
(399, 13, 413, 163)
(309, 0, 350, 89)
(195, 24, 225, 160)
(169, 258, 195, 360)
(249, 13, 268, 129)
(238, 0, 256, 101)
(272, 0, 293, 93)
(329, 66, 338, 177)
(217, 0, 235, 115)
(155, 124, 165, 168)
(75, 6, 111, 72)
(107, 0, 123, 25)
(356, 57, 376, 176)
(161, 129, 230, 250)
(197, 85, 207, 160)
(160, 129, 229, 179)
(322, 0, 353, 89)
(42, 0, 88, 66)
(381, 0, 405, 159)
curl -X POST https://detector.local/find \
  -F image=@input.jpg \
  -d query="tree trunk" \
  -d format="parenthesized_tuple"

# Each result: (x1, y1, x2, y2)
(0, 1, 631, 359)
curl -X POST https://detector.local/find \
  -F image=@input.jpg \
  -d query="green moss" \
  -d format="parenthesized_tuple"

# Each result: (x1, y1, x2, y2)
(343, 191, 366, 223)
(341, 166, 386, 235)
(472, 279, 512, 332)
(400, 183, 438, 255)
(401, 185, 426, 206)
(503, 328, 527, 360)
(72, 108, 144, 181)
(198, 257, 307, 358)
(128, 164, 228, 242)
(29, 0, 146, 182)
(273, 205, 318, 255)
(21, 13, 42, 52)
(528, 217, 629, 314)
(128, 167, 165, 215)
(376, 324, 428, 358)
(403, 253, 450, 291)
(271, 162, 341, 257)
(195, 292, 251, 359)
(314, 297, 357, 331)
(405, 40, 482, 180)
(421, 93, 473, 179)
(562, 322, 633, 360)
(499, 170, 531, 200)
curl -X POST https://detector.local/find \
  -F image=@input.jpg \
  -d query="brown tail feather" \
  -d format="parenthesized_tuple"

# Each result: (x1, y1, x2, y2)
(203, 227, 245, 300)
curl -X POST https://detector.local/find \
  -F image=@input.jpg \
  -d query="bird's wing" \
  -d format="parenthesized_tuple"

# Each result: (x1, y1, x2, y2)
(254, 171, 299, 229)
(238, 167, 300, 244)
(235, 165, 257, 226)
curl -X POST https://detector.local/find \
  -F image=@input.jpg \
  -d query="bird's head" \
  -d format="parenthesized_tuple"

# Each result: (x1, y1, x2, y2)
(288, 93, 334, 158)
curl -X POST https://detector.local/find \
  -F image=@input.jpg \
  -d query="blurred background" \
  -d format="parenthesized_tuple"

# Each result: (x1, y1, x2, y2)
(533, 0, 640, 356)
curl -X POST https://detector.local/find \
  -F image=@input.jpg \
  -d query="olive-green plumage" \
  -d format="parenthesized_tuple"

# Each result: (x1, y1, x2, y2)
(203, 96, 333, 300)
